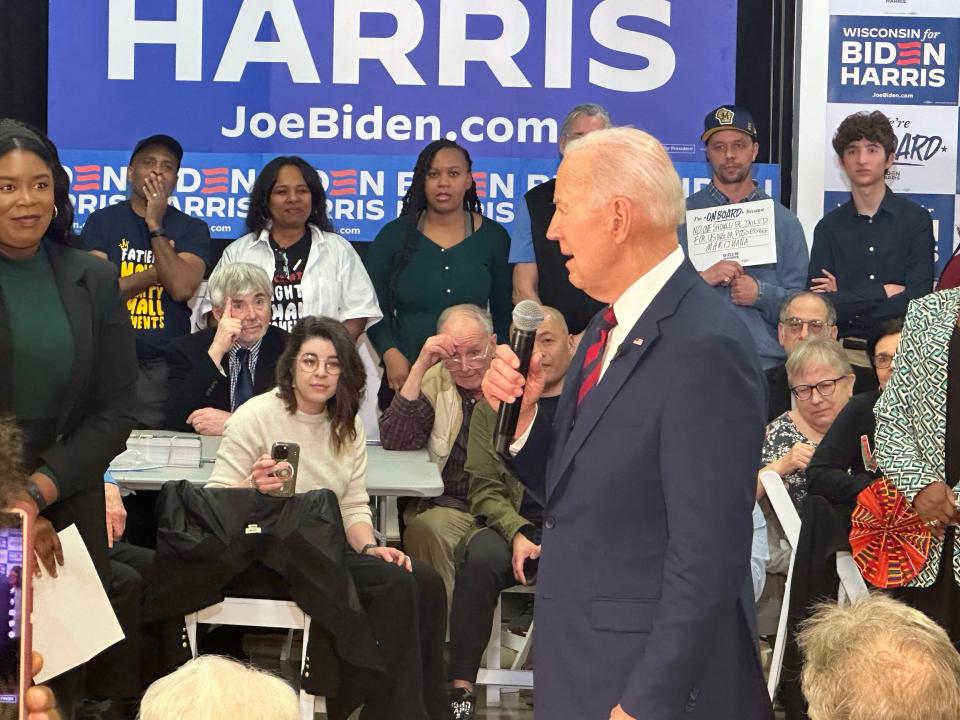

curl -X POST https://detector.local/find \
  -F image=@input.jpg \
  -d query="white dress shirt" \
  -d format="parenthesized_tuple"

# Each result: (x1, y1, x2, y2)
(198, 223, 383, 328)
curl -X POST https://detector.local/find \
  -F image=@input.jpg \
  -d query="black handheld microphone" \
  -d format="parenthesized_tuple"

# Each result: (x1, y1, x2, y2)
(494, 300, 545, 454)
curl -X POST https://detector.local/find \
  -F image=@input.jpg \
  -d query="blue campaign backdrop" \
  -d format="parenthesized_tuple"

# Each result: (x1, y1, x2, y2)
(828, 14, 960, 106)
(47, 0, 759, 241)
(60, 149, 781, 243)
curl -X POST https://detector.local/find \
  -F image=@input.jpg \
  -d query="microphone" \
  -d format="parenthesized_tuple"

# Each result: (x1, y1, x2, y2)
(494, 300, 545, 454)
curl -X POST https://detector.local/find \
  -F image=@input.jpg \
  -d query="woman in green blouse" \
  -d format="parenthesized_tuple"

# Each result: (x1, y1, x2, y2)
(364, 140, 511, 405)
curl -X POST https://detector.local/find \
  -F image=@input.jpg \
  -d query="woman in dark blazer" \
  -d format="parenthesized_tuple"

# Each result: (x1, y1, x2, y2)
(0, 119, 136, 583)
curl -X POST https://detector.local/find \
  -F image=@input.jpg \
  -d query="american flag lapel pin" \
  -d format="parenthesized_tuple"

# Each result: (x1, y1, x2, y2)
(632, 338, 644, 347)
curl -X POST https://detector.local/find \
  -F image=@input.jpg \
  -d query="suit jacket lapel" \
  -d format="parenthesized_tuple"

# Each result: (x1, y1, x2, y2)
(47, 242, 94, 433)
(547, 263, 699, 499)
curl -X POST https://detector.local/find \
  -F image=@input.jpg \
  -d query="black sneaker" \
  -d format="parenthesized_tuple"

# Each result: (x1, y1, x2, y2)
(449, 687, 476, 720)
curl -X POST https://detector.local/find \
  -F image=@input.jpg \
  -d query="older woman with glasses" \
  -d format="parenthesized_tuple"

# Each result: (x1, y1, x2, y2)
(758, 336, 856, 511)
(766, 291, 878, 422)
(206, 316, 447, 719)
(379, 304, 496, 605)
(806, 317, 904, 517)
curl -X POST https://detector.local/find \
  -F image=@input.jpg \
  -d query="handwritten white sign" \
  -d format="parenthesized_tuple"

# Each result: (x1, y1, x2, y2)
(685, 199, 777, 271)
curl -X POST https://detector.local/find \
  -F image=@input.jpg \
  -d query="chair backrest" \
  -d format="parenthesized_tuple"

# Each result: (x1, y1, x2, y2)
(759, 470, 801, 548)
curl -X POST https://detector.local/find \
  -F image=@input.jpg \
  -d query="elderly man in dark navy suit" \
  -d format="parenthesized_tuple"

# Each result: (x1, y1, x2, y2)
(164, 262, 288, 434)
(483, 127, 772, 719)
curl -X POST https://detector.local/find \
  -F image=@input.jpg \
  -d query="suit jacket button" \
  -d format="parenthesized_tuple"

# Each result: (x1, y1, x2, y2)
(544, 516, 556, 530)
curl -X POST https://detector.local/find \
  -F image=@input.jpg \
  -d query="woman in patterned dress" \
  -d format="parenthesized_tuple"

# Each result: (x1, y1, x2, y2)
(876, 289, 960, 645)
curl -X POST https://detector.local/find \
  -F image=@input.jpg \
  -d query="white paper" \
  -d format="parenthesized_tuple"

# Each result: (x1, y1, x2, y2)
(32, 525, 124, 683)
(685, 198, 778, 271)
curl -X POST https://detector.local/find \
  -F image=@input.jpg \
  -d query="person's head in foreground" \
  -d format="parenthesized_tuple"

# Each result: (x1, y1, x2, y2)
(548, 127, 685, 305)
(798, 593, 960, 720)
(139, 655, 299, 720)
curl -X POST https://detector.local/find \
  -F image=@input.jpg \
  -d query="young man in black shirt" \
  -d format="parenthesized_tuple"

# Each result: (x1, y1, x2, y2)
(808, 111, 933, 364)
(82, 134, 210, 427)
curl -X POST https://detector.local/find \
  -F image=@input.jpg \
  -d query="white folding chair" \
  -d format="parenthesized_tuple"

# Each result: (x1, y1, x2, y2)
(759, 470, 869, 701)
(185, 597, 325, 720)
(475, 585, 535, 706)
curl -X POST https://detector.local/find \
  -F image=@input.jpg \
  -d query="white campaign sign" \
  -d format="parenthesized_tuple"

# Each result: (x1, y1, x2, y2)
(684, 199, 778, 271)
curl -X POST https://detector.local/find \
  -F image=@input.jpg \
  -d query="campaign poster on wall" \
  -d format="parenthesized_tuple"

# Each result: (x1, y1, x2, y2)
(825, 2, 960, 274)
(46, 0, 767, 242)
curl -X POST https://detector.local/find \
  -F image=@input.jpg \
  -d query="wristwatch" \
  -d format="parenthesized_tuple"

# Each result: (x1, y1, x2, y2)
(360, 543, 379, 556)
(148, 227, 166, 240)
(27, 482, 47, 512)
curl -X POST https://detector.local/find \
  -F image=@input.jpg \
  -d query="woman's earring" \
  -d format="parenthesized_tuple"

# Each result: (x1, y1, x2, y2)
(52, 205, 58, 220)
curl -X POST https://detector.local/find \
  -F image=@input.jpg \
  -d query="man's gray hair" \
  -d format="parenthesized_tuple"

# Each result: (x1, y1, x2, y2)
(560, 103, 612, 140)
(799, 594, 960, 720)
(564, 127, 686, 232)
(779, 290, 838, 327)
(139, 655, 299, 720)
(785, 336, 852, 386)
(437, 304, 494, 334)
(208, 262, 273, 308)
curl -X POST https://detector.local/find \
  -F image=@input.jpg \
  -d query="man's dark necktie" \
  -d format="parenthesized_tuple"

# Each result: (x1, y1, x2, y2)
(233, 347, 254, 410)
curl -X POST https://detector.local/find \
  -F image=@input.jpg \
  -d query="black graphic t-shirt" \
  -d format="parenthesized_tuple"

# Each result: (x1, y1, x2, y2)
(80, 201, 210, 360)
(270, 232, 311, 332)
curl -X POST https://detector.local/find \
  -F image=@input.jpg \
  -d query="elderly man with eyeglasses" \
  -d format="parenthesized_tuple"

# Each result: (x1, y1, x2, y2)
(765, 291, 878, 422)
(379, 304, 497, 601)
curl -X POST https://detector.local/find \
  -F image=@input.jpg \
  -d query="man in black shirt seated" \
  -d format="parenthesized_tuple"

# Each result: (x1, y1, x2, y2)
(766, 291, 877, 422)
(808, 111, 933, 364)
(446, 307, 575, 720)
(165, 263, 288, 434)
(806, 317, 903, 520)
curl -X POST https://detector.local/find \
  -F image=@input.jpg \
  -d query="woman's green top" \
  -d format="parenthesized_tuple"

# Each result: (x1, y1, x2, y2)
(364, 216, 512, 362)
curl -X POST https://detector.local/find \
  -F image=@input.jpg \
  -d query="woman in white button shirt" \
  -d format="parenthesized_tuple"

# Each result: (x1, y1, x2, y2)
(200, 156, 382, 339)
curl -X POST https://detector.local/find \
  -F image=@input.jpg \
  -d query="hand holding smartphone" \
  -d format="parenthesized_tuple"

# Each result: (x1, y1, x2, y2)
(0, 509, 31, 719)
(267, 442, 300, 498)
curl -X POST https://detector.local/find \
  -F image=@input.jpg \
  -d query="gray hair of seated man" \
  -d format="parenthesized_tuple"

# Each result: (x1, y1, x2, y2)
(785, 336, 852, 387)
(139, 654, 299, 720)
(778, 290, 838, 327)
(799, 594, 960, 720)
(437, 303, 494, 335)
(560, 103, 613, 141)
(208, 262, 273, 309)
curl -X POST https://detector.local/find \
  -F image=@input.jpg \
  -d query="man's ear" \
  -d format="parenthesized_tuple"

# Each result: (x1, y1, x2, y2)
(211, 305, 223, 323)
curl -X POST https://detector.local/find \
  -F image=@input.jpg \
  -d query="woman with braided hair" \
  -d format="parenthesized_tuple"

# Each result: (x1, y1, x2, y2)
(364, 140, 511, 407)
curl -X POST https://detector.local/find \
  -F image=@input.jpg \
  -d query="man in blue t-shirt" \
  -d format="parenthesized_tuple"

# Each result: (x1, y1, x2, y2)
(82, 134, 210, 428)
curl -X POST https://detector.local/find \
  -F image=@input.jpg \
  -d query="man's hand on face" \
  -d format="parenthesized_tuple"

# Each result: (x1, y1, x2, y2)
(142, 172, 171, 232)
(412, 334, 458, 372)
(208, 301, 242, 366)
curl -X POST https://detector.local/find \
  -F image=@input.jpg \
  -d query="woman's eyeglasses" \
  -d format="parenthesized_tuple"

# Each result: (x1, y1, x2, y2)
(297, 354, 341, 375)
(789, 376, 846, 401)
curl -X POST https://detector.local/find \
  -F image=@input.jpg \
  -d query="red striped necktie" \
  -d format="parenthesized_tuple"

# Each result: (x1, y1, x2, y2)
(577, 306, 618, 406)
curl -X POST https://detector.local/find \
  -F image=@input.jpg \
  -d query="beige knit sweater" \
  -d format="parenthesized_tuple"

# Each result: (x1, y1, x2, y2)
(206, 389, 373, 530)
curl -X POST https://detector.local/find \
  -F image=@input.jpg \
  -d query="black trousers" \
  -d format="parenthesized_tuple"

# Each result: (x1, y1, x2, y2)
(327, 554, 448, 720)
(448, 528, 516, 683)
(85, 543, 156, 700)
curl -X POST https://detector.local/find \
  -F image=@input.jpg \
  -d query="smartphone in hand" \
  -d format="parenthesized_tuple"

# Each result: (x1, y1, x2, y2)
(268, 442, 300, 498)
(0, 509, 30, 719)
